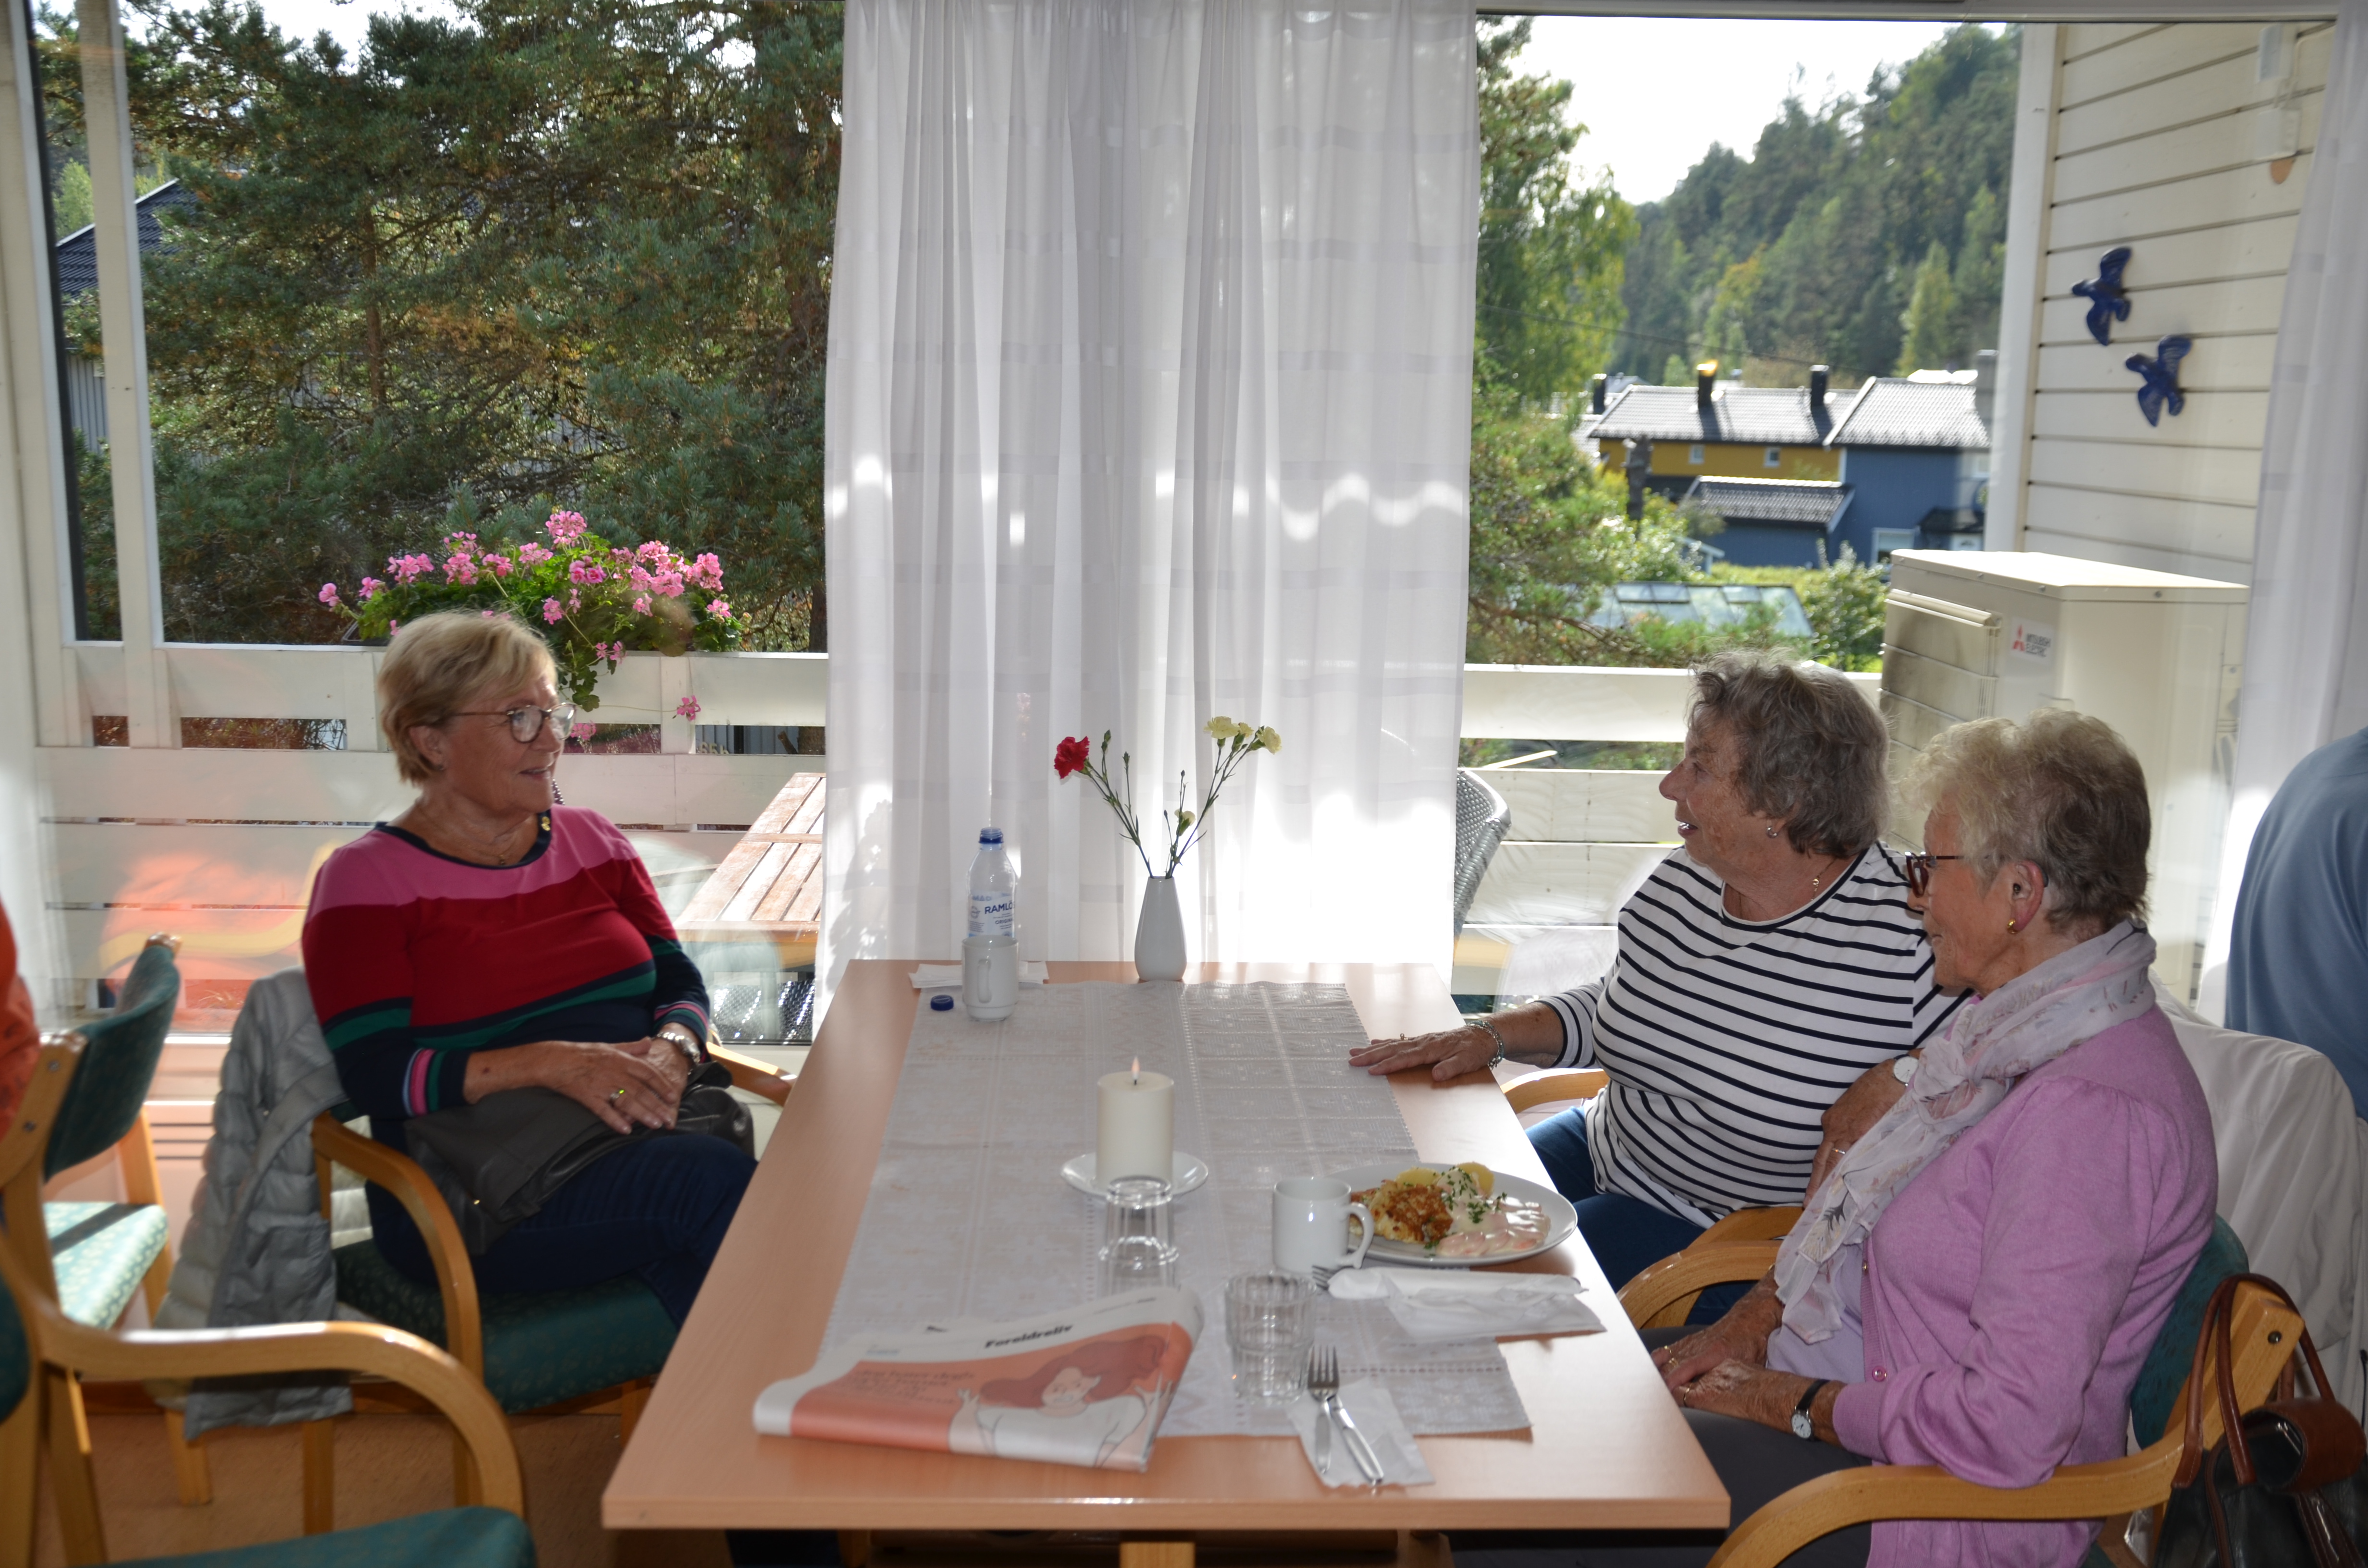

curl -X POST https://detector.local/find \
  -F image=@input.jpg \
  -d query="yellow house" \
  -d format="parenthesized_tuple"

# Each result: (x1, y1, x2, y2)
(1587, 363, 1843, 493)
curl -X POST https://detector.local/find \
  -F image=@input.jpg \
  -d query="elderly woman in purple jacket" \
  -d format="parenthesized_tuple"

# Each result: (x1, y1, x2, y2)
(1467, 709, 2216, 1568)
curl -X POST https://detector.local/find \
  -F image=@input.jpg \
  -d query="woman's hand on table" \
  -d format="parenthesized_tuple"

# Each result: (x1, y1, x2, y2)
(464, 1039, 681, 1133)
(1349, 1027, 1497, 1080)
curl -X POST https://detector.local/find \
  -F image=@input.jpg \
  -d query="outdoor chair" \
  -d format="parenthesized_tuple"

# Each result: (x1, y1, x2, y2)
(1452, 770, 1513, 937)
(300, 1042, 791, 1532)
(0, 1031, 531, 1568)
(1620, 1215, 2267, 1568)
(0, 934, 211, 1521)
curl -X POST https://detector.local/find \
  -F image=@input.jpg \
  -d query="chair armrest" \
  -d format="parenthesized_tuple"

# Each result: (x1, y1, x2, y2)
(24, 1299, 523, 1516)
(1619, 1242, 1781, 1330)
(311, 1114, 484, 1378)
(709, 1043, 794, 1107)
(1703, 1284, 2308, 1568)
(1503, 1068, 1607, 1113)
(1697, 1206, 1802, 1246)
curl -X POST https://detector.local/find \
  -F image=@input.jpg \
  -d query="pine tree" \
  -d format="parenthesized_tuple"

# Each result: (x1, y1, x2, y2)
(1896, 241, 1959, 374)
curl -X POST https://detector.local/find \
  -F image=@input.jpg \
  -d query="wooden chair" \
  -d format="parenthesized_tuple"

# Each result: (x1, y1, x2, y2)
(0, 935, 211, 1515)
(1500, 1066, 1607, 1115)
(1622, 1215, 2271, 1568)
(298, 1041, 792, 1532)
(0, 1032, 531, 1568)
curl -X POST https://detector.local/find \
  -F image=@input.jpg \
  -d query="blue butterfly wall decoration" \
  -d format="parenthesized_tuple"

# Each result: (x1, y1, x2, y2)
(2072, 247, 2133, 346)
(2125, 336, 2191, 427)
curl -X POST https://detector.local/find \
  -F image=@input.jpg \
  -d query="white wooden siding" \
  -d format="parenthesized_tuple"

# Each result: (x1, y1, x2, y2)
(2001, 20, 2334, 583)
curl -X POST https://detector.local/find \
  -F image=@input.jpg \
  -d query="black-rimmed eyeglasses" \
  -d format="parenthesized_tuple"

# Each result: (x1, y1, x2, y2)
(449, 703, 579, 744)
(1900, 853, 1963, 897)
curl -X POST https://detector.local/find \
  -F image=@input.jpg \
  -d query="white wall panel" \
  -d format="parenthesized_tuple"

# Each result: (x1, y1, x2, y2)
(2021, 527, 2251, 581)
(2021, 483, 2259, 564)
(2052, 88, 2321, 203)
(2034, 335, 2278, 392)
(2050, 155, 2312, 249)
(2058, 31, 2328, 151)
(2024, 436, 2266, 506)
(2039, 275, 2297, 341)
(2042, 218, 2300, 295)
(2031, 389, 2270, 446)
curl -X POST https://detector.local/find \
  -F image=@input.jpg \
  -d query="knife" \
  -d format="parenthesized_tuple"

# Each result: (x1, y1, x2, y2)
(1326, 1394, 1386, 1485)
(1313, 1396, 1333, 1477)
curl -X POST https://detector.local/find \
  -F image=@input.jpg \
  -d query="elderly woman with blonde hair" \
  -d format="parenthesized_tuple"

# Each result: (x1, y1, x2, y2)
(301, 612, 752, 1324)
(1459, 709, 2216, 1568)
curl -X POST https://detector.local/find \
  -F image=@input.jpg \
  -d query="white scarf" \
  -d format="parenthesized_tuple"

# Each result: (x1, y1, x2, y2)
(1773, 920, 2158, 1341)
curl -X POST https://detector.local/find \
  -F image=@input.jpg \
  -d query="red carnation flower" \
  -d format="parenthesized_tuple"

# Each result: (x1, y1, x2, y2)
(1054, 735, 1091, 780)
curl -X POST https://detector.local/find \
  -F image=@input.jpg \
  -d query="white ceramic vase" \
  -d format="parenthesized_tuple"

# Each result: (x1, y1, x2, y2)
(1134, 876, 1187, 982)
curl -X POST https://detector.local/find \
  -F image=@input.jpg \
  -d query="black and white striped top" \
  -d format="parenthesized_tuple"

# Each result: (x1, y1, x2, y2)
(1543, 844, 1966, 1224)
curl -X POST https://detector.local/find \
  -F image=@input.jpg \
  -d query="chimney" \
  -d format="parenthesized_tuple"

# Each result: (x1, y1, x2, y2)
(1591, 373, 1608, 415)
(1696, 362, 1718, 407)
(1809, 365, 1829, 414)
(1973, 349, 1998, 433)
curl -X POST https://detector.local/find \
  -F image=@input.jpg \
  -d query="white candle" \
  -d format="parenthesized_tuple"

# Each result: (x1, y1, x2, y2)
(1097, 1059, 1174, 1182)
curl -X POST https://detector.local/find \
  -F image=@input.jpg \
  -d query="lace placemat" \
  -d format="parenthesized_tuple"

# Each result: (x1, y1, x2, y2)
(818, 981, 1530, 1437)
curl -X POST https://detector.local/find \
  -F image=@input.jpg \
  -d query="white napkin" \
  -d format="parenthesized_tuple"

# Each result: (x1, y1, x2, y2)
(1287, 1378, 1431, 1488)
(1328, 1266, 1603, 1342)
(910, 961, 1049, 989)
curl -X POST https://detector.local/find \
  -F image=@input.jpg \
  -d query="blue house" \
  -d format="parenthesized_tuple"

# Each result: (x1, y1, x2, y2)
(1824, 371, 1992, 565)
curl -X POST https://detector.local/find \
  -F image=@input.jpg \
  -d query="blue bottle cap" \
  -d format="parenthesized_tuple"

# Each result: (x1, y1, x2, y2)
(929, 992, 954, 1011)
(979, 827, 1004, 845)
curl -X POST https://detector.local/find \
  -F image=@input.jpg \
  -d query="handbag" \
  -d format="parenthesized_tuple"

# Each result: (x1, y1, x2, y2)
(402, 1058, 754, 1255)
(2156, 1272, 2368, 1568)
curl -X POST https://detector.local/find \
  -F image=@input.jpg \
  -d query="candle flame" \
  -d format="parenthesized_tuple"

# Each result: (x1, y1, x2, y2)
(1131, 1057, 1141, 1084)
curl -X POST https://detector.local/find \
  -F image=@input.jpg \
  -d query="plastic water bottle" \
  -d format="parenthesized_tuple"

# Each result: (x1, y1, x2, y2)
(967, 828, 1016, 938)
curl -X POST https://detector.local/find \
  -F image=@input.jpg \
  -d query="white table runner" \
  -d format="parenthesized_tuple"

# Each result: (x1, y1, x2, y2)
(819, 981, 1530, 1437)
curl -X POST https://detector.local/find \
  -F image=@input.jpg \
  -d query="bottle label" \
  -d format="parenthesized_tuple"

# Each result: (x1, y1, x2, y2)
(969, 891, 1015, 936)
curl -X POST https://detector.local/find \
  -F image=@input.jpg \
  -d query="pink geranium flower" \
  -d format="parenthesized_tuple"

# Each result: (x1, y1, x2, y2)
(444, 555, 478, 586)
(542, 598, 564, 624)
(484, 554, 511, 577)
(317, 582, 341, 608)
(705, 598, 731, 620)
(569, 721, 596, 741)
(568, 560, 605, 586)
(674, 695, 702, 722)
(516, 542, 552, 566)
(628, 564, 654, 592)
(546, 510, 588, 546)
(691, 552, 723, 588)
(652, 570, 685, 598)
(359, 577, 384, 601)
(637, 540, 671, 564)
(632, 594, 653, 615)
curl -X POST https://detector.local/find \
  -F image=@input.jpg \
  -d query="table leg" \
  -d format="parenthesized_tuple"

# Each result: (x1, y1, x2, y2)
(1118, 1542, 1194, 1568)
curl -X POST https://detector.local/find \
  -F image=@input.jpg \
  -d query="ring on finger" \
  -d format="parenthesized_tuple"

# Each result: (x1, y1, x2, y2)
(609, 1087, 626, 1102)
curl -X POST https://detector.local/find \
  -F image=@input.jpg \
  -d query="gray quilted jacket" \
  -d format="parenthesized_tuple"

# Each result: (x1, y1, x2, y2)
(158, 968, 365, 1435)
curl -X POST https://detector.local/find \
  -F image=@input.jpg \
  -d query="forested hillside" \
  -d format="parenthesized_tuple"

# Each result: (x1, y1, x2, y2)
(1613, 24, 2019, 386)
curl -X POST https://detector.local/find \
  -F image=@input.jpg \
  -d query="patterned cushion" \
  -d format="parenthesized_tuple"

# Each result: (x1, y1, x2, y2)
(333, 1240, 675, 1413)
(113, 1506, 533, 1568)
(45, 1201, 169, 1328)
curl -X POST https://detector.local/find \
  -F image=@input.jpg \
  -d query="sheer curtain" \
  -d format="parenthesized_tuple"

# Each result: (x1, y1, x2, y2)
(819, 0, 1478, 1006)
(2199, 0, 2368, 1017)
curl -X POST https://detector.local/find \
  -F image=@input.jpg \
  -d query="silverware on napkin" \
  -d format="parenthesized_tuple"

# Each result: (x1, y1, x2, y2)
(1307, 1344, 1384, 1485)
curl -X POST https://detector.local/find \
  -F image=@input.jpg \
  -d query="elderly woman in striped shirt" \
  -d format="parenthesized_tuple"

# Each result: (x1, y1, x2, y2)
(1353, 653, 1962, 1315)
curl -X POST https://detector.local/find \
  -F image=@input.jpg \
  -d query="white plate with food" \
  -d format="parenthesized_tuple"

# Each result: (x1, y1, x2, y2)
(1328, 1162, 1577, 1268)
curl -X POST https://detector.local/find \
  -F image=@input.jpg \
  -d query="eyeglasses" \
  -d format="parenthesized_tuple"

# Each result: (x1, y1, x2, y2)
(449, 703, 579, 744)
(1900, 853, 1964, 897)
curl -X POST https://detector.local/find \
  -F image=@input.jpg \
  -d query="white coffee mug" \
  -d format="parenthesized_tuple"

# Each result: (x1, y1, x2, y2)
(1272, 1177, 1375, 1276)
(962, 932, 1018, 1021)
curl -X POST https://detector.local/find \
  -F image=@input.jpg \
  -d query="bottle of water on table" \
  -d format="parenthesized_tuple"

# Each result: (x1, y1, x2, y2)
(964, 828, 1018, 1021)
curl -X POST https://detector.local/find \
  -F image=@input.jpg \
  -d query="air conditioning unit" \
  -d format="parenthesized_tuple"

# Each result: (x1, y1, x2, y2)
(1881, 551, 2247, 1003)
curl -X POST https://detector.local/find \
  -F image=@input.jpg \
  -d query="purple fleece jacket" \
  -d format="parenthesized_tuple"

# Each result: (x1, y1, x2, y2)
(1830, 1004, 2216, 1568)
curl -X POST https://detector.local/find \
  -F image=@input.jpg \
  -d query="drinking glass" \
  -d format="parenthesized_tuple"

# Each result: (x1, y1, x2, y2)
(1224, 1271, 1314, 1403)
(1099, 1176, 1177, 1293)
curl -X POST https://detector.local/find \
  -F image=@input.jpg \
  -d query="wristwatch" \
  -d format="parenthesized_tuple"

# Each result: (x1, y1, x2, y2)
(1891, 1054, 1920, 1086)
(1791, 1380, 1831, 1440)
(657, 1023, 703, 1062)
(1472, 1017, 1510, 1068)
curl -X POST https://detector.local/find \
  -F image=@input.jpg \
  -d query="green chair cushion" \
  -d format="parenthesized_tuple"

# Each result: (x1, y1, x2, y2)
(333, 1240, 676, 1413)
(0, 1272, 26, 1423)
(45, 1200, 169, 1328)
(114, 1506, 532, 1568)
(2128, 1215, 2249, 1450)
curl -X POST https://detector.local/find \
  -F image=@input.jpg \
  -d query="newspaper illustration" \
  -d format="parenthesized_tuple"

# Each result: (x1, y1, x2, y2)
(752, 1287, 1203, 1471)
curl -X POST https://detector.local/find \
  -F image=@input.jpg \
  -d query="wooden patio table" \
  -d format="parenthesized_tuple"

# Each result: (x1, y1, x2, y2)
(603, 960, 1727, 1561)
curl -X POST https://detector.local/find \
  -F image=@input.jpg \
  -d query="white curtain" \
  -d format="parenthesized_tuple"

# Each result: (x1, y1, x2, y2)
(2199, 0, 2368, 1018)
(819, 0, 1478, 1006)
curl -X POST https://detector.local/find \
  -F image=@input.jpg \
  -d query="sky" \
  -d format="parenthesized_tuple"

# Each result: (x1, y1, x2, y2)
(206, 6, 1984, 212)
(1509, 18, 1998, 205)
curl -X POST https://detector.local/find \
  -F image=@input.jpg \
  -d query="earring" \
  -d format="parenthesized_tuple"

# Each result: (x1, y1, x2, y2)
(1765, 825, 1779, 838)
(2006, 919, 2020, 934)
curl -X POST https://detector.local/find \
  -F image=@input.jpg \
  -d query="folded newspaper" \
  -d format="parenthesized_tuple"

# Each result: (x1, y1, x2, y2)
(752, 1287, 1203, 1471)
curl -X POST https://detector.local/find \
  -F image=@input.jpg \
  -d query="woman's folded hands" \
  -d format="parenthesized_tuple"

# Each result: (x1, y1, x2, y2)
(463, 1037, 687, 1133)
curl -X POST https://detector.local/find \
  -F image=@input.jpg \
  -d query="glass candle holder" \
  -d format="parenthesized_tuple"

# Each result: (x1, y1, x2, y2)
(1098, 1175, 1177, 1293)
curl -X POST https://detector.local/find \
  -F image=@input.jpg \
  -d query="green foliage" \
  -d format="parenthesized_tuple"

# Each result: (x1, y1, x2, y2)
(1612, 24, 2018, 384)
(1896, 241, 1958, 376)
(52, 159, 91, 235)
(74, 0, 840, 648)
(1710, 550, 1890, 672)
(1475, 19, 1635, 409)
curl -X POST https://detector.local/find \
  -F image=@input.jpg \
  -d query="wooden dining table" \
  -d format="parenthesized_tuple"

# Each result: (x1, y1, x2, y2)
(603, 960, 1727, 1563)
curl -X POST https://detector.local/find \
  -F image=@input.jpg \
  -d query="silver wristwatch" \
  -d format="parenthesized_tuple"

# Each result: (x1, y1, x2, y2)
(1472, 1017, 1509, 1068)
(1791, 1380, 1831, 1440)
(1891, 1054, 1920, 1086)
(658, 1024, 703, 1061)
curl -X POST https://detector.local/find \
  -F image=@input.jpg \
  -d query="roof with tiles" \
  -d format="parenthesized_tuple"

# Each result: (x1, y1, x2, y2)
(1825, 378, 1990, 449)
(54, 181, 196, 302)
(1588, 383, 1837, 447)
(1684, 476, 1854, 529)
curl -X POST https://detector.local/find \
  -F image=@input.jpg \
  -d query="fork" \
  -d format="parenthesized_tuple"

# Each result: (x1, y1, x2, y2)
(1307, 1344, 1385, 1486)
